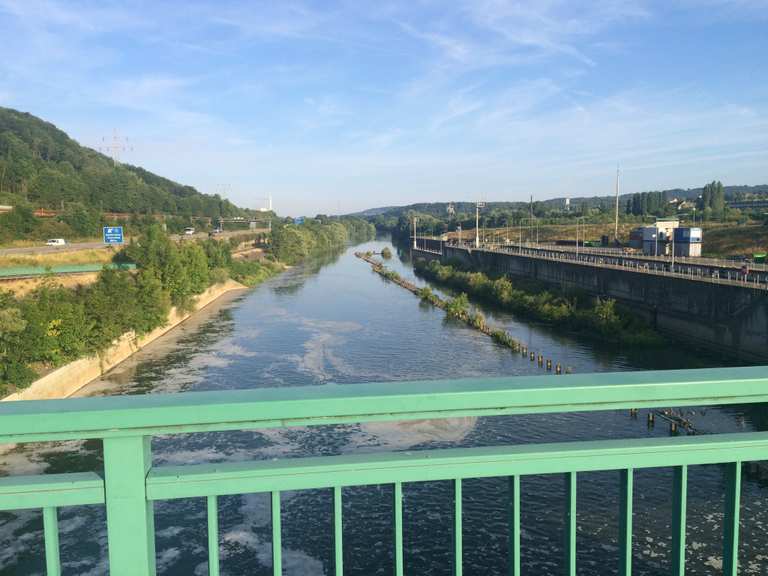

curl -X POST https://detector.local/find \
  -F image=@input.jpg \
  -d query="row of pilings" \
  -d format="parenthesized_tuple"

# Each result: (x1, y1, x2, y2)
(355, 252, 572, 374)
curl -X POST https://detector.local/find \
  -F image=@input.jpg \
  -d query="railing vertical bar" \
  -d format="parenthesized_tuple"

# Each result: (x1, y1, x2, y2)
(272, 491, 282, 576)
(454, 478, 462, 576)
(334, 486, 343, 576)
(619, 468, 634, 576)
(43, 506, 61, 576)
(207, 495, 219, 576)
(565, 472, 576, 576)
(394, 481, 404, 576)
(671, 465, 687, 576)
(508, 475, 520, 576)
(103, 436, 155, 576)
(723, 462, 742, 576)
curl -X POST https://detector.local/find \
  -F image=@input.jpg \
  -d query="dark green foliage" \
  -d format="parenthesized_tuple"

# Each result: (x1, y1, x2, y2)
(0, 226, 285, 393)
(0, 106, 251, 242)
(700, 181, 726, 220)
(228, 259, 283, 287)
(414, 259, 663, 347)
(272, 218, 375, 265)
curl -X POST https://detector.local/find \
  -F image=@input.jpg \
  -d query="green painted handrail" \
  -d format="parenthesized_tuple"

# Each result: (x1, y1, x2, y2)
(1, 366, 767, 576)
(0, 262, 135, 278)
(1, 366, 767, 444)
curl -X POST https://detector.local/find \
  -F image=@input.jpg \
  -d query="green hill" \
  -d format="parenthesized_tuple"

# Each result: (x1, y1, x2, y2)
(0, 106, 244, 218)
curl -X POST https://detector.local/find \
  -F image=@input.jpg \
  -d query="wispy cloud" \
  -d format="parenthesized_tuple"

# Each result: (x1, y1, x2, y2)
(0, 0, 765, 214)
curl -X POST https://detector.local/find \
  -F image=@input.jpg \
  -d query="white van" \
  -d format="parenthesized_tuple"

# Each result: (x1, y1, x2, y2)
(45, 238, 67, 246)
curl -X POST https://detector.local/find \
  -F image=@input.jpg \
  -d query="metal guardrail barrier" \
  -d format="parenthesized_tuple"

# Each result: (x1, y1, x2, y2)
(0, 263, 136, 279)
(1, 366, 767, 575)
(413, 239, 768, 290)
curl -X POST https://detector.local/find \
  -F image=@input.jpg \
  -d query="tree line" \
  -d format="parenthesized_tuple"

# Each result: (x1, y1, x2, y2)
(414, 258, 663, 347)
(0, 217, 375, 392)
(0, 225, 281, 391)
(272, 217, 376, 264)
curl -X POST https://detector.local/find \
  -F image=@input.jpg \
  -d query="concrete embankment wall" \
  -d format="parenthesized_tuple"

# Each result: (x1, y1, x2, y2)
(2, 280, 247, 402)
(414, 244, 768, 362)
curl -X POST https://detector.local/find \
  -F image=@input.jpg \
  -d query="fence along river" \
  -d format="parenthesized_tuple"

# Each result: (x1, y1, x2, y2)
(0, 238, 766, 575)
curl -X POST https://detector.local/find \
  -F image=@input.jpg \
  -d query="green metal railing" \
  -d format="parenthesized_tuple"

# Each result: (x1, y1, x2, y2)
(1, 366, 767, 575)
(0, 262, 136, 279)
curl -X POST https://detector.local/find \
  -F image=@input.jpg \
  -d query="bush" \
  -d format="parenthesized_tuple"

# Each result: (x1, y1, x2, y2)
(414, 260, 662, 347)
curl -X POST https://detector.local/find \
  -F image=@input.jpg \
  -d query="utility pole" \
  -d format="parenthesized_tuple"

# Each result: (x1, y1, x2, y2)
(413, 217, 418, 249)
(614, 164, 620, 242)
(98, 129, 133, 165)
(475, 202, 485, 248)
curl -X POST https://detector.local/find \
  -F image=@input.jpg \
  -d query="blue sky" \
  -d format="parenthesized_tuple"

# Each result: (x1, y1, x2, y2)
(0, 1, 766, 216)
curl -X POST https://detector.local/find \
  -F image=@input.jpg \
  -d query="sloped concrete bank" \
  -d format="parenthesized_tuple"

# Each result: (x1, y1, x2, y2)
(1, 280, 247, 402)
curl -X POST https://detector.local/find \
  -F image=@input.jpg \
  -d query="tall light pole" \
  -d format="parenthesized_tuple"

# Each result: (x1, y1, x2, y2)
(412, 217, 418, 249)
(614, 164, 621, 242)
(475, 202, 485, 248)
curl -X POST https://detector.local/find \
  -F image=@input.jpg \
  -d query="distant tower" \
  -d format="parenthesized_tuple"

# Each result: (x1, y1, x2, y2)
(565, 198, 570, 211)
(98, 129, 133, 165)
(447, 202, 455, 219)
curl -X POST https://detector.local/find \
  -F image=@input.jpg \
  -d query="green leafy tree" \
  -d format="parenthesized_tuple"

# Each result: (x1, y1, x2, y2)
(182, 242, 210, 294)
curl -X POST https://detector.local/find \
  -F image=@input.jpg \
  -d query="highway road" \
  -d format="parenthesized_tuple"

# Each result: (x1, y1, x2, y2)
(0, 229, 263, 257)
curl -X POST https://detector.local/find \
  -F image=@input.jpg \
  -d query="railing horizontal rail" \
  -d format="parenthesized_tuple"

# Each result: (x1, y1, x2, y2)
(146, 432, 768, 500)
(0, 472, 104, 511)
(2, 366, 768, 444)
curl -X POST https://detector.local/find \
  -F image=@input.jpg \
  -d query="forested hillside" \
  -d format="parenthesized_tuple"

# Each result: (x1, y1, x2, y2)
(0, 106, 244, 217)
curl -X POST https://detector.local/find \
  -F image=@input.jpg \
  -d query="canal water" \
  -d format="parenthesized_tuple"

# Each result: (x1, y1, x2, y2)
(1, 238, 766, 576)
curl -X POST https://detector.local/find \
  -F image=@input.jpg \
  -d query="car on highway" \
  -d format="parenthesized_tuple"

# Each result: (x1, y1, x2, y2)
(183, 227, 195, 236)
(45, 238, 67, 246)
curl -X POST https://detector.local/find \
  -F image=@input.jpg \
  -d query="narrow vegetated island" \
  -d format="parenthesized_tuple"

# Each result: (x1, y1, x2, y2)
(356, 252, 570, 373)
(413, 258, 664, 347)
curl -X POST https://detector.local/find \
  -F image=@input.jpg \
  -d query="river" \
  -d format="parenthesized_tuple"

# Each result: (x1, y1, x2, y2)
(1, 237, 766, 576)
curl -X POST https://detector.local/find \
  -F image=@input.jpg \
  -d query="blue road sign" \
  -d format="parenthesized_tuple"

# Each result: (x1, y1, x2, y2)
(293, 217, 305, 225)
(103, 226, 124, 244)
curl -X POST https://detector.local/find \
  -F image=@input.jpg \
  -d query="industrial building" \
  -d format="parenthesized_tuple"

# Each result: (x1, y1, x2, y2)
(632, 219, 702, 257)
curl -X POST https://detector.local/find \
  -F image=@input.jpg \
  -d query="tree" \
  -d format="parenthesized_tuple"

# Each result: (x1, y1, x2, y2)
(61, 202, 100, 236)
(182, 242, 210, 294)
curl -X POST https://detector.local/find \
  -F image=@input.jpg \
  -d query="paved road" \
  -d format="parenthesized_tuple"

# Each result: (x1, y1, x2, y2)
(0, 229, 263, 257)
(0, 241, 106, 257)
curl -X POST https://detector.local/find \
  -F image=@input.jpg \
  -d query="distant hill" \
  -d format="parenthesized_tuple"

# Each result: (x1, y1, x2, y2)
(0, 106, 246, 218)
(352, 184, 768, 220)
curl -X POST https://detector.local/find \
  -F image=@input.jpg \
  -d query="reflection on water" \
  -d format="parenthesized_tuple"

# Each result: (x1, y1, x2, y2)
(1, 238, 766, 575)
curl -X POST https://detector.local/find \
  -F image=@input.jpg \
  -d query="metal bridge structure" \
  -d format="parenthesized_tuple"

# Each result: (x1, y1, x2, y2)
(1, 366, 767, 575)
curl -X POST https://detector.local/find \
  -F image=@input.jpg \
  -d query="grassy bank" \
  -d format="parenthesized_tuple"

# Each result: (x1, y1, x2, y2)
(0, 247, 116, 268)
(414, 258, 664, 348)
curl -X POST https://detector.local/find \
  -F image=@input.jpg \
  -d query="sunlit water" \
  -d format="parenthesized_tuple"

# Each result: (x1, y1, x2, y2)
(1, 238, 766, 575)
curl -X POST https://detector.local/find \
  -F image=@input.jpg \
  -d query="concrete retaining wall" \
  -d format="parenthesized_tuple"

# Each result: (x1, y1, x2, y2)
(2, 280, 247, 402)
(414, 245, 768, 362)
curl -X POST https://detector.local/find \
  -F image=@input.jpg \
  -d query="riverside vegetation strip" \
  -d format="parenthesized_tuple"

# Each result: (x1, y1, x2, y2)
(0, 217, 375, 394)
(355, 252, 570, 373)
(413, 258, 664, 348)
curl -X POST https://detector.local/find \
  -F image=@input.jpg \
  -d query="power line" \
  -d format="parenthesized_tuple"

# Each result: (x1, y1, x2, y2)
(98, 129, 133, 165)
